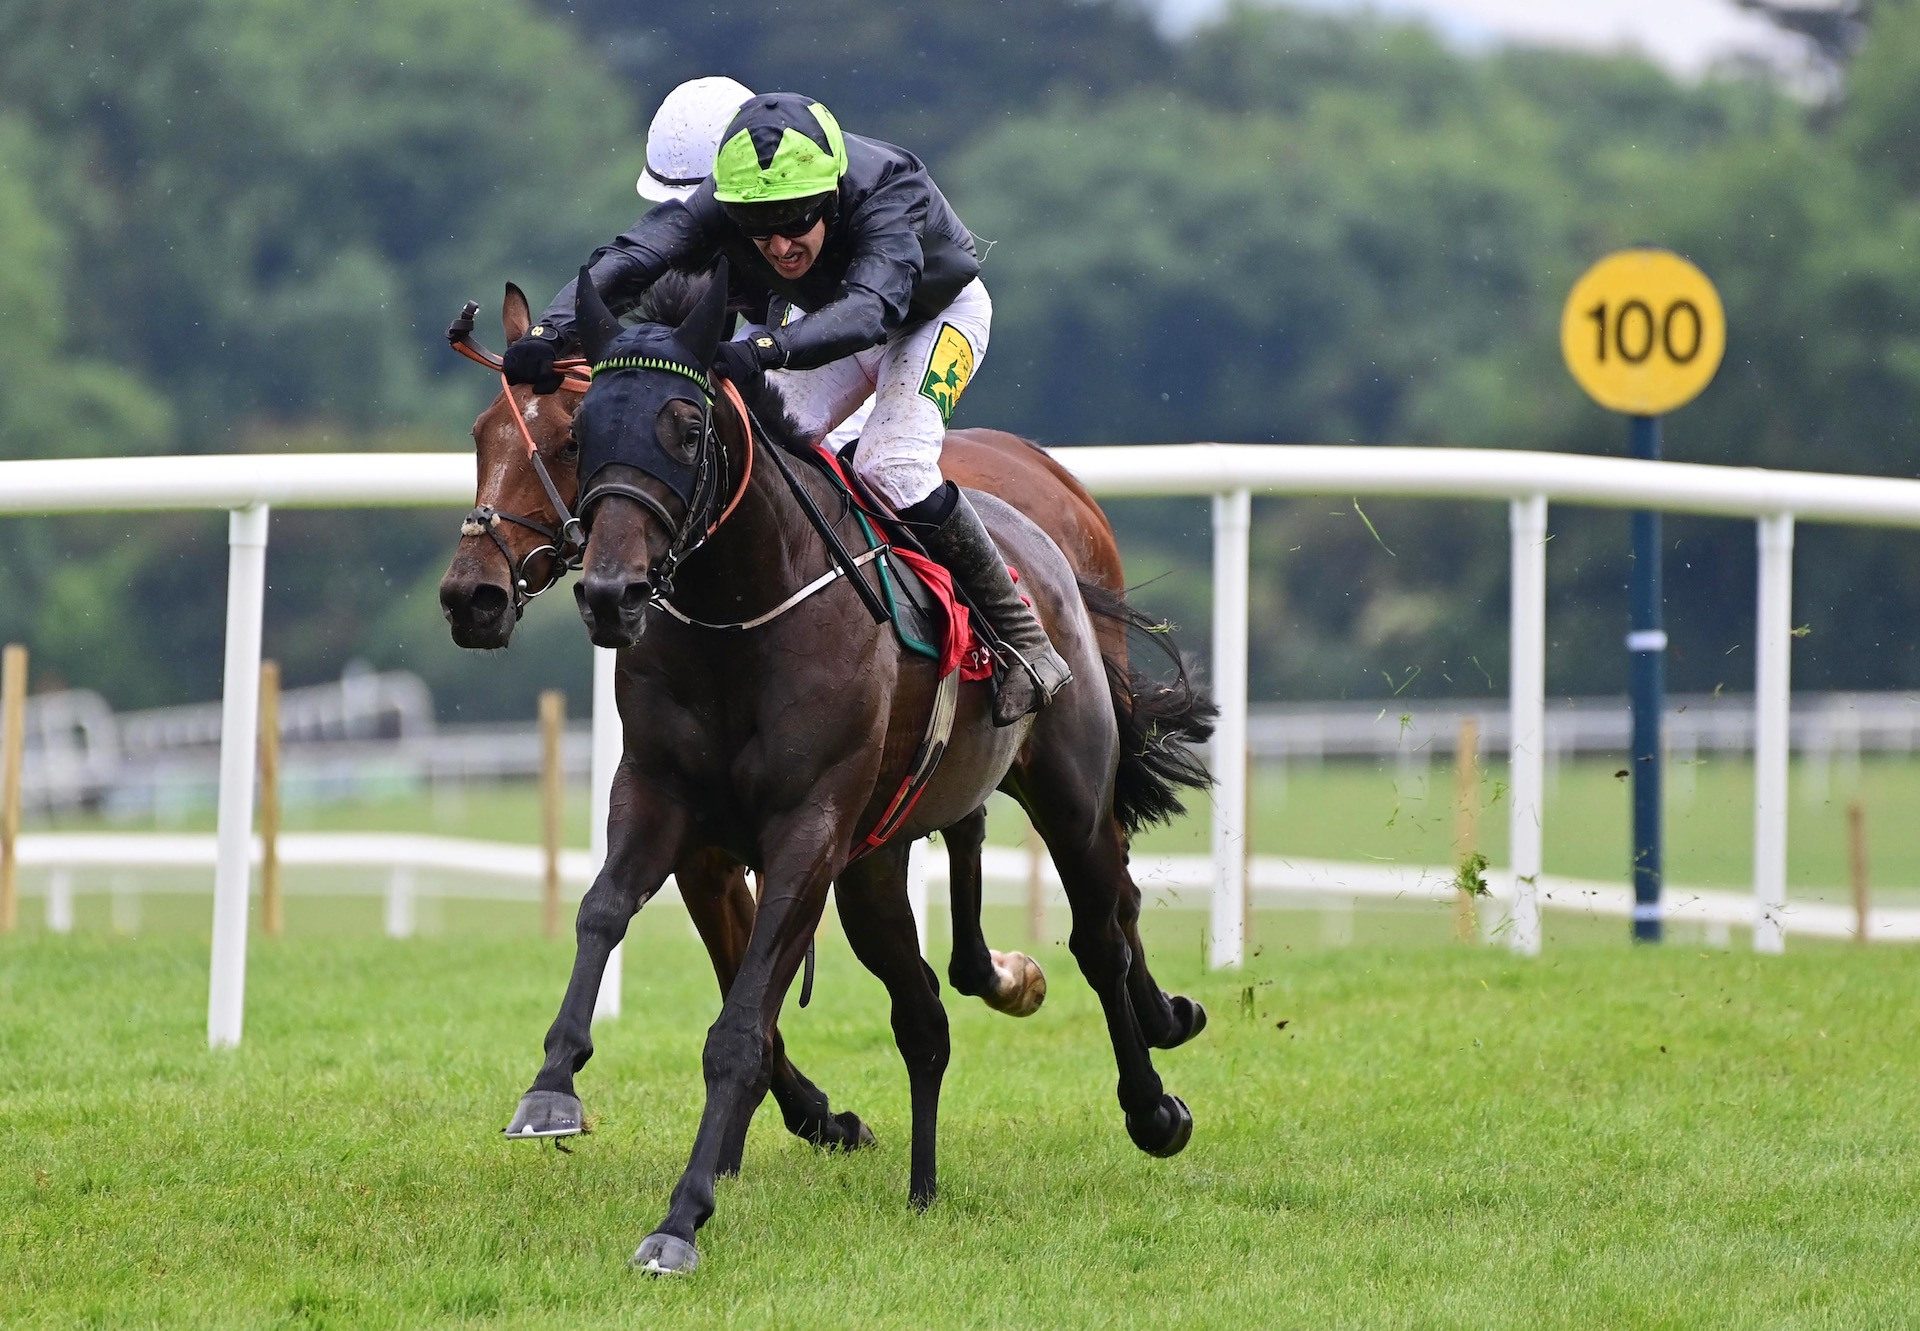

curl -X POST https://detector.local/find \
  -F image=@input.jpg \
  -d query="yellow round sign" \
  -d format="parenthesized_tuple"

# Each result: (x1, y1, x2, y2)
(1560, 248, 1725, 415)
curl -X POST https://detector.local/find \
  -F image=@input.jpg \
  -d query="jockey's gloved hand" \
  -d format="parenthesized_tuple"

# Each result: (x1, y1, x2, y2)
(737, 325, 789, 370)
(503, 332, 564, 394)
(712, 328, 783, 389)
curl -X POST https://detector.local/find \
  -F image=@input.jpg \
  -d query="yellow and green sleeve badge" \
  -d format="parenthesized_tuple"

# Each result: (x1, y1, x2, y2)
(918, 324, 975, 424)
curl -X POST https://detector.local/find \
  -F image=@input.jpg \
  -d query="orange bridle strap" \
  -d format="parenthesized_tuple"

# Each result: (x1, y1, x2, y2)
(705, 376, 757, 541)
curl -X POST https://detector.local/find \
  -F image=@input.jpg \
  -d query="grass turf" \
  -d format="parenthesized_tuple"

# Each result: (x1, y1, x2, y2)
(5, 916, 1919, 1327)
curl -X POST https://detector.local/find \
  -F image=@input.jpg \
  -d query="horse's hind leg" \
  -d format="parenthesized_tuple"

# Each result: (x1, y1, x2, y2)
(942, 807, 1046, 1018)
(1013, 765, 1193, 1158)
(837, 842, 951, 1209)
(1110, 838, 1208, 1050)
(678, 848, 874, 1163)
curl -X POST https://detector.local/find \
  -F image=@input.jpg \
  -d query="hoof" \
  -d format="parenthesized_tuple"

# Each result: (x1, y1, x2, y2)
(504, 1089, 585, 1140)
(631, 1232, 699, 1276)
(796, 1109, 876, 1152)
(982, 950, 1047, 1017)
(1162, 995, 1208, 1049)
(830, 1111, 878, 1151)
(1125, 1093, 1194, 1158)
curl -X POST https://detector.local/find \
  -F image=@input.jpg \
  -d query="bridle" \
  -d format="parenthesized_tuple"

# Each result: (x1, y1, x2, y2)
(446, 300, 592, 615)
(574, 355, 752, 606)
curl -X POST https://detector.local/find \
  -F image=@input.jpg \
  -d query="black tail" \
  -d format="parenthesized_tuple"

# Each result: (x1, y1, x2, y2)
(1077, 578, 1218, 835)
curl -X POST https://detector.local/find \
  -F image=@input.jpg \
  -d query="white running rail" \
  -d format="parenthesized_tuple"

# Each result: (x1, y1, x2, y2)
(15, 833, 1915, 942)
(7, 446, 1920, 1042)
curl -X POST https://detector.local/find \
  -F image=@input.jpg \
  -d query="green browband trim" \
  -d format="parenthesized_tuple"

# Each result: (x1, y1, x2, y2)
(589, 356, 712, 395)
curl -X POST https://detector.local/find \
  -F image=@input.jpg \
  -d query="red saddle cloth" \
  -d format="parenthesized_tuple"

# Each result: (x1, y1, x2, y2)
(814, 447, 993, 682)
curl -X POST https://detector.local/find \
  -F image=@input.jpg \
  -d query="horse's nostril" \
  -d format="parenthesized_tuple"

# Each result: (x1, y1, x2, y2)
(620, 583, 651, 614)
(470, 583, 508, 618)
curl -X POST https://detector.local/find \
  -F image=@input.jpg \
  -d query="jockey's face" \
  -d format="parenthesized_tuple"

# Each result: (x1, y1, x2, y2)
(753, 219, 826, 281)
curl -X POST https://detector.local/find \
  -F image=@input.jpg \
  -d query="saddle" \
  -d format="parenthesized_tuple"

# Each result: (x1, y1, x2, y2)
(804, 443, 992, 682)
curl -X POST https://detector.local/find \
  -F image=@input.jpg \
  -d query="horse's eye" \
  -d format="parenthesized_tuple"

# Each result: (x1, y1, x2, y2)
(558, 437, 579, 463)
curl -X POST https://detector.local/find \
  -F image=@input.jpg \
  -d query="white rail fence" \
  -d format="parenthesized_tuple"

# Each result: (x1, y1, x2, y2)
(16, 833, 1919, 943)
(7, 445, 1920, 1046)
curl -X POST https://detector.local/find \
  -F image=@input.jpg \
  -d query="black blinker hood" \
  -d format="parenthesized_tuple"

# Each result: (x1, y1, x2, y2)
(573, 327, 712, 507)
(571, 263, 728, 511)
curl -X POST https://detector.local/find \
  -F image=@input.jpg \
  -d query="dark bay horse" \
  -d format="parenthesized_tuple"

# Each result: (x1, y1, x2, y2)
(438, 287, 1181, 1052)
(553, 265, 1213, 1273)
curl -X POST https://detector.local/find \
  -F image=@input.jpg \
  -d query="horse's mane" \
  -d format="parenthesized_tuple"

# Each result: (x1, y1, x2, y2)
(636, 269, 808, 456)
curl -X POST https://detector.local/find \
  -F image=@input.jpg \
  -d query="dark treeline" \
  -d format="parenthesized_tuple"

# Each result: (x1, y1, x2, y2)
(3, 0, 1918, 718)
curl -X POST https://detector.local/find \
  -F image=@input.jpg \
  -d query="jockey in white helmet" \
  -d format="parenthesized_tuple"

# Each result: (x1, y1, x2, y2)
(636, 76, 755, 204)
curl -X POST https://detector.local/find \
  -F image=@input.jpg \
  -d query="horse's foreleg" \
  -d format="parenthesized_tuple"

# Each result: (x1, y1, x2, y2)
(505, 763, 687, 1140)
(631, 823, 843, 1275)
(943, 807, 1046, 1017)
(838, 842, 951, 1209)
(679, 848, 875, 1162)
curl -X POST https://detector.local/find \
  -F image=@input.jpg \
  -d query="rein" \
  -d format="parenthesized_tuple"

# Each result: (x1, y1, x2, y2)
(446, 301, 591, 613)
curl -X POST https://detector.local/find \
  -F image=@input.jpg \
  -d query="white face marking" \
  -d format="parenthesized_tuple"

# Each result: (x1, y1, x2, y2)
(522, 398, 542, 426)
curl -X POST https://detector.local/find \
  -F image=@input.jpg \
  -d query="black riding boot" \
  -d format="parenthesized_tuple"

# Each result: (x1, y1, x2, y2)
(907, 483, 1072, 726)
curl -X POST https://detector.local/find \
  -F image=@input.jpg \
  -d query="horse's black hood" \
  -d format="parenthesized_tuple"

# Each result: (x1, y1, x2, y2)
(571, 265, 723, 506)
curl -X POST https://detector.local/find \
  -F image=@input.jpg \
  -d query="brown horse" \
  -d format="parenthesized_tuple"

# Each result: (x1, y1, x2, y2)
(439, 286, 1155, 1036)
(549, 266, 1212, 1273)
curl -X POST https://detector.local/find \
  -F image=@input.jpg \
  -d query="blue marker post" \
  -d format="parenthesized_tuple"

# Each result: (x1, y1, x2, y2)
(1627, 414, 1664, 942)
(1562, 247, 1723, 944)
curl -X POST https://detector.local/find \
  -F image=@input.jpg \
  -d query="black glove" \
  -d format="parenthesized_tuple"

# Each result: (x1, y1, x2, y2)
(711, 327, 785, 389)
(710, 339, 764, 391)
(739, 325, 788, 370)
(503, 333, 563, 394)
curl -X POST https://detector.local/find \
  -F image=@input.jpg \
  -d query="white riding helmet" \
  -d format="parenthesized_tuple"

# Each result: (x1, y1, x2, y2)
(637, 76, 756, 203)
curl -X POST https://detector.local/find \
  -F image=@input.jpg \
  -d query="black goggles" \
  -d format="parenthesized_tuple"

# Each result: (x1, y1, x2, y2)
(724, 196, 831, 241)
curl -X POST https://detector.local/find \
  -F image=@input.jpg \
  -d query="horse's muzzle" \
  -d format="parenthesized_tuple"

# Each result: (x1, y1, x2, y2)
(440, 570, 516, 649)
(575, 572, 651, 648)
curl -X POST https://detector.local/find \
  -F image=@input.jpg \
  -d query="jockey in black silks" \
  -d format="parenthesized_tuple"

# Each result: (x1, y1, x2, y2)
(503, 92, 1071, 725)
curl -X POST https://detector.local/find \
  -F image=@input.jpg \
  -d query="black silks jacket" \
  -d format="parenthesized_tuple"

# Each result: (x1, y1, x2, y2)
(533, 133, 981, 371)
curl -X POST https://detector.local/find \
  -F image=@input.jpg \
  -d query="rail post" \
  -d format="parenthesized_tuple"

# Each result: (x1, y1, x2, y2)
(908, 838, 929, 955)
(1, 643, 24, 934)
(259, 660, 283, 937)
(539, 689, 565, 940)
(1848, 800, 1870, 944)
(591, 647, 623, 1019)
(207, 505, 270, 1048)
(385, 867, 415, 939)
(1209, 487, 1251, 968)
(1752, 513, 1795, 953)
(46, 869, 73, 934)
(1508, 495, 1548, 956)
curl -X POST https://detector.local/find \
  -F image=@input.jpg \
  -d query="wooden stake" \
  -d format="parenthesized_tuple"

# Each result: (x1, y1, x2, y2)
(1452, 716, 1481, 943)
(540, 690, 565, 940)
(258, 660, 283, 937)
(1848, 800, 1870, 945)
(1025, 819, 1046, 943)
(1, 644, 26, 934)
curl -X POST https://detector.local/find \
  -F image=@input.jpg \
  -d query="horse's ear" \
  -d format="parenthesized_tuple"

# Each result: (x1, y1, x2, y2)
(677, 260, 729, 367)
(502, 283, 532, 343)
(573, 266, 621, 363)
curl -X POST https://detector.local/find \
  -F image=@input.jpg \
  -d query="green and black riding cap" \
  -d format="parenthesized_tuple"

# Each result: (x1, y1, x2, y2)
(712, 93, 849, 238)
